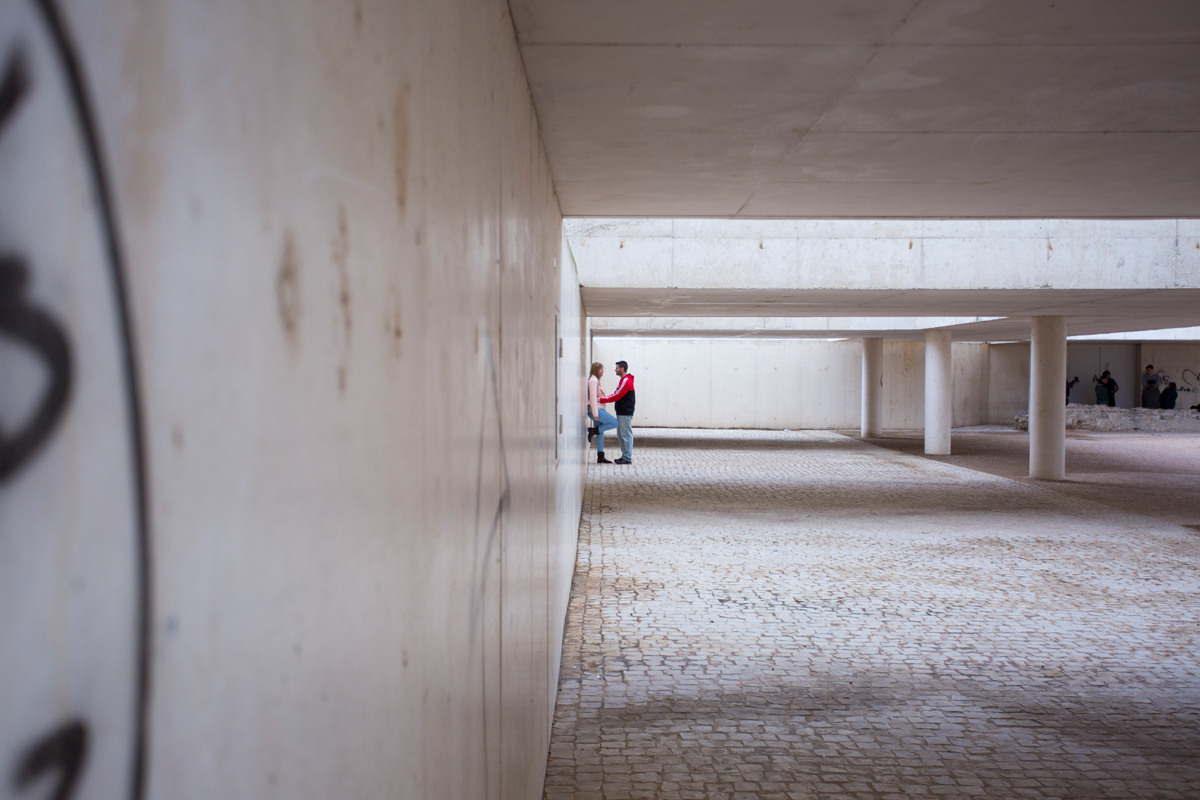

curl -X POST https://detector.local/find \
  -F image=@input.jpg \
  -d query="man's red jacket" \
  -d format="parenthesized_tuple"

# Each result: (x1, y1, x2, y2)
(600, 373, 635, 416)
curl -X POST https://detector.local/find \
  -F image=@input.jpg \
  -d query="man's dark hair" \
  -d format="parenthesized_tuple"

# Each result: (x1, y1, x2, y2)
(616, 360, 628, 371)
(1146, 364, 1154, 370)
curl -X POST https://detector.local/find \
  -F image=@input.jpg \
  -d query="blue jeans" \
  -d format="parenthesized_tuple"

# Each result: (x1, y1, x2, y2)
(617, 415, 633, 461)
(589, 408, 617, 452)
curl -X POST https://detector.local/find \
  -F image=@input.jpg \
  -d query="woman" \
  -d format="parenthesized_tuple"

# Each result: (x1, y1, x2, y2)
(587, 362, 618, 464)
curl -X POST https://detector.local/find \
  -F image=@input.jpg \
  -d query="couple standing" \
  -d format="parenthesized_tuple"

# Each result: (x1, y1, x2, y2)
(587, 360, 635, 464)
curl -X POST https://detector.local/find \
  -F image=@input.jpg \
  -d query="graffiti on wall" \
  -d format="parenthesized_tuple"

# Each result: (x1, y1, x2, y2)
(1, 1, 149, 799)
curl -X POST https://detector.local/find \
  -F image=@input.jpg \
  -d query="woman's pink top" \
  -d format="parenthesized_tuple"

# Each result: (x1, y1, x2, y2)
(588, 375, 602, 417)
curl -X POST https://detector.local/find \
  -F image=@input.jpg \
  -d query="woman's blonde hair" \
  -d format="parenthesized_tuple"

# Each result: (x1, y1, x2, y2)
(589, 362, 604, 379)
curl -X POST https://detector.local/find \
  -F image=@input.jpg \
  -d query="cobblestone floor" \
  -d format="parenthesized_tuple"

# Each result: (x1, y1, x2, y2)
(544, 429, 1200, 800)
(868, 427, 1200, 528)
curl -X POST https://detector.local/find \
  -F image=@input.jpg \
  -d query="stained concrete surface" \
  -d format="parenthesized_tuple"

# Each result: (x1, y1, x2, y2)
(546, 428, 1200, 800)
(514, 1, 1200, 217)
(867, 426, 1200, 529)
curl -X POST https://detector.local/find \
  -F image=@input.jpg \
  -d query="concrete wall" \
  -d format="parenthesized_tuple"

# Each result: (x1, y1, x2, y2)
(591, 338, 990, 430)
(554, 238, 586, 705)
(1134, 342, 1200, 408)
(1067, 342, 1137, 408)
(987, 343, 1032, 424)
(0, 2, 580, 799)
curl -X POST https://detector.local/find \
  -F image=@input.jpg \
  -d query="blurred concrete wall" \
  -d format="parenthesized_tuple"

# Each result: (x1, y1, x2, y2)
(0, 1, 581, 799)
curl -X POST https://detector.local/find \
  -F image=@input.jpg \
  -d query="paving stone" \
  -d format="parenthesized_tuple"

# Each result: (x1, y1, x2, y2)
(545, 429, 1200, 800)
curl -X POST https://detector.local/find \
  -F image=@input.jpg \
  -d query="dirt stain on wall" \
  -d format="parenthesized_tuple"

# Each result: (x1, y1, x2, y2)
(276, 228, 301, 348)
(332, 207, 352, 392)
(386, 287, 403, 358)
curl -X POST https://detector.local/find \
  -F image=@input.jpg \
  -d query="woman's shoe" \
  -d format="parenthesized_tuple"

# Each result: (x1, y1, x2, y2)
(596, 453, 611, 463)
(588, 426, 598, 443)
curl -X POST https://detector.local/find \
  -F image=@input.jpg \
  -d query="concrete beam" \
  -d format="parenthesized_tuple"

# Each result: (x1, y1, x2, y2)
(589, 316, 997, 338)
(568, 219, 1200, 292)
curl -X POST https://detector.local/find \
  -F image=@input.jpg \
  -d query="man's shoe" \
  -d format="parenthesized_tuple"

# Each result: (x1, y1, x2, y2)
(596, 453, 611, 464)
(614, 458, 631, 465)
(587, 426, 598, 443)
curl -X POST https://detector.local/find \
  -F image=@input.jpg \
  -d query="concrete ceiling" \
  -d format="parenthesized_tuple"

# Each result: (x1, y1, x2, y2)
(511, 1, 1200, 218)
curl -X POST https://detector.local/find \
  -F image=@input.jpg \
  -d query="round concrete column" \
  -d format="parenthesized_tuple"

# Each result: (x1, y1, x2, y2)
(924, 329, 953, 455)
(1029, 315, 1067, 480)
(861, 338, 883, 437)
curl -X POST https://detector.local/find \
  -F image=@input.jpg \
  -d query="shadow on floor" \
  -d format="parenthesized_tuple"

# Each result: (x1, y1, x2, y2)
(863, 428, 1200, 527)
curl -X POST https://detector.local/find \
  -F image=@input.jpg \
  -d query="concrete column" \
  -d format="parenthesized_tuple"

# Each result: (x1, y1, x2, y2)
(861, 338, 884, 437)
(1030, 315, 1067, 480)
(924, 329, 953, 455)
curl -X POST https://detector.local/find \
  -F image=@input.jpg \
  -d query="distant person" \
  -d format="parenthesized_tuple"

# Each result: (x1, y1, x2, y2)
(1160, 382, 1178, 410)
(1142, 375, 1161, 409)
(1066, 376, 1079, 405)
(1142, 364, 1157, 390)
(599, 360, 636, 465)
(1096, 371, 1117, 406)
(586, 362, 617, 464)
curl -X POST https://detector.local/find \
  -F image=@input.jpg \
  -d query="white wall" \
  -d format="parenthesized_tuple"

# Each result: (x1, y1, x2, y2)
(1136, 342, 1200, 408)
(0, 2, 581, 799)
(591, 338, 990, 430)
(987, 343, 1032, 424)
(1067, 342, 1137, 407)
(553, 238, 585, 708)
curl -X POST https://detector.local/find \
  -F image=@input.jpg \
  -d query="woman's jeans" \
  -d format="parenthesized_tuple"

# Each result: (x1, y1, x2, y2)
(588, 408, 617, 452)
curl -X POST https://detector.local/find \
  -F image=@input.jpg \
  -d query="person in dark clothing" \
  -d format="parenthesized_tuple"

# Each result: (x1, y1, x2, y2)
(1100, 371, 1118, 407)
(1160, 382, 1178, 409)
(1066, 376, 1079, 405)
(1142, 377, 1161, 409)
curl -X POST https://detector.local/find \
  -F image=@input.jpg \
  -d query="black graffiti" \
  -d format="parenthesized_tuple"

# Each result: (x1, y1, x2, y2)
(0, 49, 72, 482)
(13, 720, 89, 800)
(3, 2, 153, 798)
(0, 48, 30, 127)
(0, 257, 73, 482)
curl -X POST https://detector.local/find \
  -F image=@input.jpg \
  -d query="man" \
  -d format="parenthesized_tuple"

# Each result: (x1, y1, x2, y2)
(1141, 364, 1161, 409)
(599, 360, 636, 465)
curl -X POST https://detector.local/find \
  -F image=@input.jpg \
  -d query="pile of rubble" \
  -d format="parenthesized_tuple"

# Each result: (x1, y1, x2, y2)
(1015, 403, 1200, 432)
